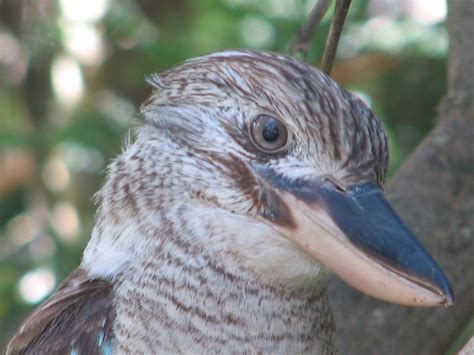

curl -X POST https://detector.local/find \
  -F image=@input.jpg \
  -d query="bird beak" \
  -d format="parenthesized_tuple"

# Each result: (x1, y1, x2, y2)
(258, 170, 454, 307)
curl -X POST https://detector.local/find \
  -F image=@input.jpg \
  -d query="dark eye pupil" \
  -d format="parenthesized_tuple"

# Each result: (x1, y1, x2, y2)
(262, 120, 280, 143)
(249, 114, 290, 153)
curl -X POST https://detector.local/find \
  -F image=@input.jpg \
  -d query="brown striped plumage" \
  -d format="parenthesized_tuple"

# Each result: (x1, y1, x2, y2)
(7, 50, 392, 354)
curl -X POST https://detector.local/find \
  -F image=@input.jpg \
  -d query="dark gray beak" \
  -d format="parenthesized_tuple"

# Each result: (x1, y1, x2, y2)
(319, 181, 454, 306)
(258, 169, 454, 306)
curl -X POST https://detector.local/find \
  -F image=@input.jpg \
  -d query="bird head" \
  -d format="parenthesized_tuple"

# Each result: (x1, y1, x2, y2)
(84, 50, 453, 307)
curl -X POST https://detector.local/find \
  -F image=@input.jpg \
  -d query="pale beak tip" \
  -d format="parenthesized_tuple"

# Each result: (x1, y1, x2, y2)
(443, 288, 455, 307)
(433, 268, 454, 307)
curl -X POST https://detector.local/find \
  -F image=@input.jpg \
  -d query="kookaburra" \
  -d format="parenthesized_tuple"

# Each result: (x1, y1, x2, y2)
(7, 50, 453, 354)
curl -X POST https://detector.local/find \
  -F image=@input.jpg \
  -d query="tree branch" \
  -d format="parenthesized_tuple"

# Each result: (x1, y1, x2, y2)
(290, 0, 332, 60)
(327, 0, 474, 353)
(320, 0, 351, 74)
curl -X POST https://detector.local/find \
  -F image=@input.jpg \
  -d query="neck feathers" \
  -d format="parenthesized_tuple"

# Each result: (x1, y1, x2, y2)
(111, 221, 336, 354)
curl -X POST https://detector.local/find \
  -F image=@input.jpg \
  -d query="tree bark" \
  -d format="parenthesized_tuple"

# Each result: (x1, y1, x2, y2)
(327, 0, 474, 354)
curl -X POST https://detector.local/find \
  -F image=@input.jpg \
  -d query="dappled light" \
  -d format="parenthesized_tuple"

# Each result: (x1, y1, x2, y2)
(49, 202, 80, 243)
(59, 0, 110, 23)
(41, 158, 70, 192)
(62, 23, 106, 66)
(51, 56, 84, 106)
(240, 16, 275, 48)
(0, 31, 28, 85)
(18, 268, 56, 304)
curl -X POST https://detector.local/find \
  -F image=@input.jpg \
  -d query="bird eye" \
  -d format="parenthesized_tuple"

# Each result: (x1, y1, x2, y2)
(249, 114, 291, 153)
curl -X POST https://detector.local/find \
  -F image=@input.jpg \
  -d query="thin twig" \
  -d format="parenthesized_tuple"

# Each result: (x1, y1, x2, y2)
(320, 0, 352, 74)
(290, 0, 332, 59)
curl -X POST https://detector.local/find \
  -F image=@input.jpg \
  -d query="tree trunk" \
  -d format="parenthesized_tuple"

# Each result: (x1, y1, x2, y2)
(327, 0, 474, 354)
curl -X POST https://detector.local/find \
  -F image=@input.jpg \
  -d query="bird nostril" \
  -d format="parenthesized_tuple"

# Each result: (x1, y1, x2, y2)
(323, 176, 346, 193)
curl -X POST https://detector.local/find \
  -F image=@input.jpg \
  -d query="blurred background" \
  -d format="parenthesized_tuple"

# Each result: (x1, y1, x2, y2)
(0, 0, 448, 347)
